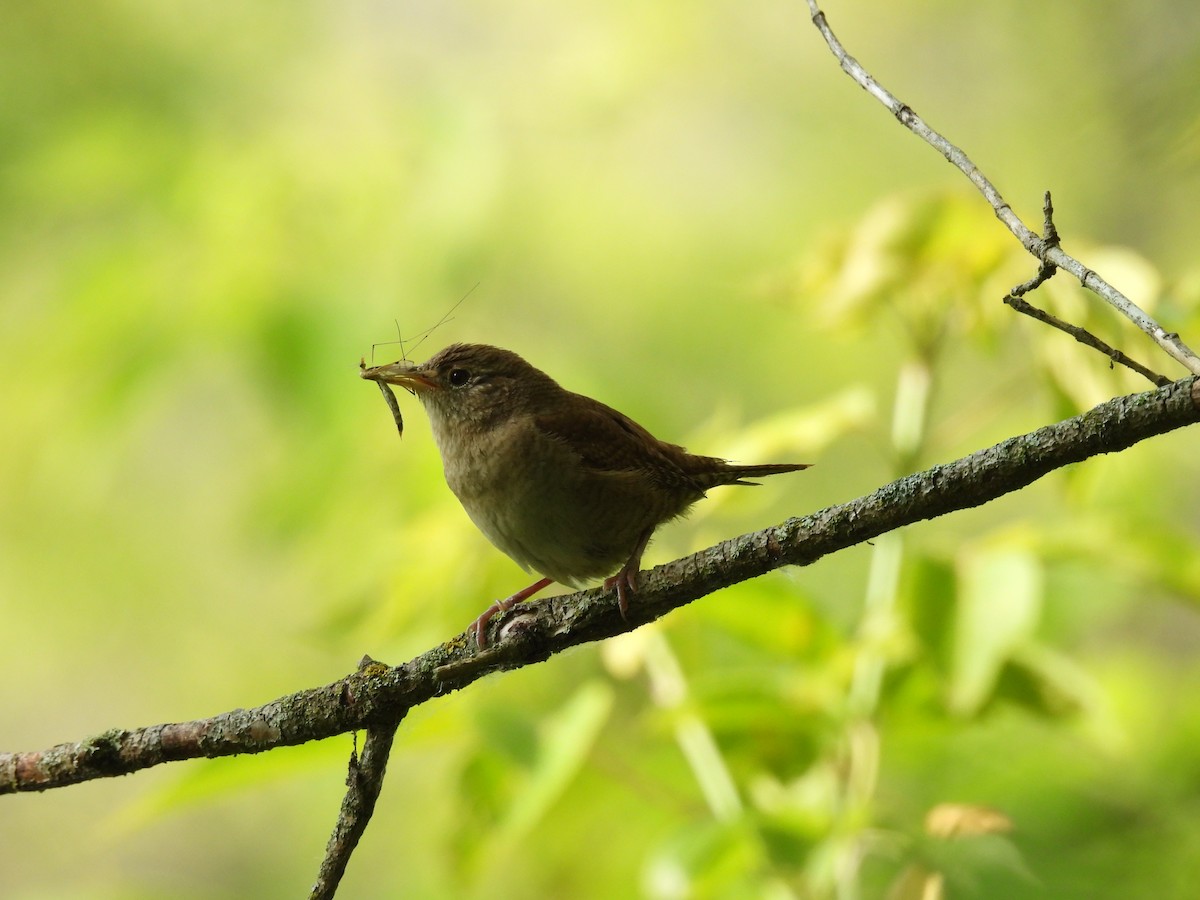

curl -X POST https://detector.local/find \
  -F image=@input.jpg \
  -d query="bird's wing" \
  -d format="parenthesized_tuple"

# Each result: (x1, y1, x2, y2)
(534, 394, 701, 491)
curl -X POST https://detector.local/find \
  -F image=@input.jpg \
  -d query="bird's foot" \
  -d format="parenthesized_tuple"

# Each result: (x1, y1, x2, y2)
(469, 602, 504, 650)
(471, 576, 554, 649)
(603, 566, 639, 621)
(604, 528, 653, 621)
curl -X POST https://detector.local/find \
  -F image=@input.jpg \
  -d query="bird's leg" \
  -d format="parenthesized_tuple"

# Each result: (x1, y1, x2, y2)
(471, 576, 554, 649)
(604, 527, 654, 620)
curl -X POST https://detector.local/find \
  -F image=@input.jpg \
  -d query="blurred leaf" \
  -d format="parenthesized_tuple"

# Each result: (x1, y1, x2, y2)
(5, 2, 1200, 897)
(790, 191, 1024, 353)
(498, 679, 614, 841)
(887, 833, 1033, 900)
(453, 681, 615, 877)
(924, 802, 1012, 839)
(904, 553, 958, 676)
(687, 386, 876, 524)
(690, 577, 837, 662)
(1045, 515, 1200, 604)
(105, 739, 348, 836)
(919, 832, 1036, 894)
(888, 804, 1029, 900)
(747, 765, 841, 863)
(949, 549, 1042, 716)
(475, 702, 541, 770)
(698, 685, 831, 780)
(992, 643, 1106, 721)
(644, 818, 762, 900)
(886, 863, 945, 900)
(699, 386, 877, 466)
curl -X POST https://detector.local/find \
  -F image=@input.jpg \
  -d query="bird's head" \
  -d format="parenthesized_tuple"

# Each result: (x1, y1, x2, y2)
(361, 343, 559, 431)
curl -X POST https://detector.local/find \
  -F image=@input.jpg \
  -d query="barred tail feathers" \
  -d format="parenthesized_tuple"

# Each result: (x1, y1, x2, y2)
(694, 461, 811, 490)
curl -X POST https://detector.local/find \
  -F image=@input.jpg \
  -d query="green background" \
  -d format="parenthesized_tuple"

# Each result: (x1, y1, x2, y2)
(3, 1, 1200, 897)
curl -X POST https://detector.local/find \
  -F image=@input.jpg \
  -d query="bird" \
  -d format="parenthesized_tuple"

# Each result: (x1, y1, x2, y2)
(361, 343, 808, 648)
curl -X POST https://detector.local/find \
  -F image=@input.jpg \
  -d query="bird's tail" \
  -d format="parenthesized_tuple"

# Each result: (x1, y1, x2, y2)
(698, 461, 811, 490)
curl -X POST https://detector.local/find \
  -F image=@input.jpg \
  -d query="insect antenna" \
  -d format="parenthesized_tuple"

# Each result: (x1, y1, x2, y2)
(406, 282, 479, 358)
(367, 282, 480, 365)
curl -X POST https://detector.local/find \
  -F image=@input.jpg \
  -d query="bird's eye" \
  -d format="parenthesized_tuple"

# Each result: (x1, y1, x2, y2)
(448, 368, 471, 387)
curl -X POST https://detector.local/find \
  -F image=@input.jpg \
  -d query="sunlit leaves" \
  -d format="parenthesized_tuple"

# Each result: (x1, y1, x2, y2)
(948, 548, 1042, 716)
(454, 681, 614, 874)
(5, 1, 1200, 892)
(886, 803, 1030, 900)
(788, 191, 1023, 353)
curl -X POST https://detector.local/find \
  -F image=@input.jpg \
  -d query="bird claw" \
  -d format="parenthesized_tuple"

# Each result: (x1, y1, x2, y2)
(470, 576, 554, 650)
(604, 567, 639, 621)
(469, 602, 504, 649)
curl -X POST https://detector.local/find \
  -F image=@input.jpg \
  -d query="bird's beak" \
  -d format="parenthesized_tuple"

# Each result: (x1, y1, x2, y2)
(359, 360, 436, 394)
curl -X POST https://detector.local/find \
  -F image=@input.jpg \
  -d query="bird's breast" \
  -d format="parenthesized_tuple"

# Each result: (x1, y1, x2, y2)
(426, 414, 675, 583)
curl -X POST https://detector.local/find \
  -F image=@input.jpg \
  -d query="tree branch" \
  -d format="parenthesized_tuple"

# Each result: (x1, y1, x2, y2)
(311, 674, 404, 900)
(1003, 192, 1171, 387)
(805, 1, 1200, 377)
(4, 377, 1197, 796)
(1004, 293, 1171, 387)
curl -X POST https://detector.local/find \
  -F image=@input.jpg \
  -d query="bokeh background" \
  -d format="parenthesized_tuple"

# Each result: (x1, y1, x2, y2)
(3, 1, 1200, 897)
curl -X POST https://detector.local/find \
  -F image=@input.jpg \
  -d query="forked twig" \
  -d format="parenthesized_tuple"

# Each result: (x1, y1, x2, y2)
(310, 657, 405, 900)
(805, 1, 1200, 377)
(1004, 193, 1170, 387)
(1003, 294, 1171, 387)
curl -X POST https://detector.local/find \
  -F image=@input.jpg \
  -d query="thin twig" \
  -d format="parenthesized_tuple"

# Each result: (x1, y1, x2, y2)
(804, 1, 1200, 376)
(4, 377, 1197, 796)
(1003, 192, 1170, 386)
(1003, 294, 1171, 387)
(310, 661, 404, 900)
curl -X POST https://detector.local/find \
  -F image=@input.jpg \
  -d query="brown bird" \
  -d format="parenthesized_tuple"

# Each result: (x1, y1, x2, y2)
(361, 343, 808, 647)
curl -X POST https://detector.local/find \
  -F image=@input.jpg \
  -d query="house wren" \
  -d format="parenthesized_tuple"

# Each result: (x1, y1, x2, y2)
(361, 343, 808, 647)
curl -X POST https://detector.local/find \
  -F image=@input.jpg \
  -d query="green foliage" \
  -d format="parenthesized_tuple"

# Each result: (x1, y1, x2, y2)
(3, 2, 1200, 899)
